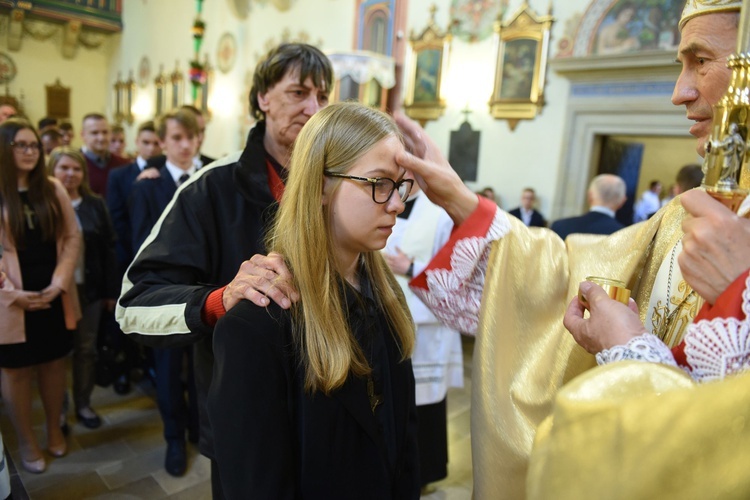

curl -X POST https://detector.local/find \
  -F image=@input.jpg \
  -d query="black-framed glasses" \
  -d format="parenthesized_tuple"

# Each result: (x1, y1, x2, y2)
(325, 172, 414, 204)
(10, 141, 41, 153)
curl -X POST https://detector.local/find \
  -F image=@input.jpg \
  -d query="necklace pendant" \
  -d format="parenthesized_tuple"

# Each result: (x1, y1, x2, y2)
(367, 377, 383, 414)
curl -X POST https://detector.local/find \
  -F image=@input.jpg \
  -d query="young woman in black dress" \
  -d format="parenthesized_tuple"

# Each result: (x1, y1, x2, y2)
(0, 119, 80, 473)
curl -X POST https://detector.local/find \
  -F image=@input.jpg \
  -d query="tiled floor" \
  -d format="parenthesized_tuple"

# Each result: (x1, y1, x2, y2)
(1, 337, 474, 499)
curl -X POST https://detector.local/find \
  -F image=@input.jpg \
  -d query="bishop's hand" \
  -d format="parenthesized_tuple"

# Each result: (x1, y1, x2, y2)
(564, 281, 647, 355)
(393, 112, 478, 226)
(679, 189, 750, 305)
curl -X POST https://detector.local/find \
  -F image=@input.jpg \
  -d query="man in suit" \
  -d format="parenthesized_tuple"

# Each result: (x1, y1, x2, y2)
(145, 105, 215, 170)
(129, 109, 201, 477)
(105, 120, 161, 395)
(633, 179, 663, 222)
(107, 120, 162, 270)
(509, 187, 547, 227)
(80, 113, 129, 196)
(551, 174, 627, 240)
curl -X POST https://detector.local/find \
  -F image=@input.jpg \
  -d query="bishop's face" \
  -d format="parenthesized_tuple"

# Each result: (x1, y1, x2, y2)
(672, 12, 737, 156)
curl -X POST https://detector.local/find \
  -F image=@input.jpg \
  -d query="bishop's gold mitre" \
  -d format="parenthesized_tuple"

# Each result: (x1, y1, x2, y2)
(680, 0, 742, 30)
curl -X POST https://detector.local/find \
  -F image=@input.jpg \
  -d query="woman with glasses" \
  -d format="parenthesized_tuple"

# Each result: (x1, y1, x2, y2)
(49, 147, 117, 430)
(0, 119, 80, 473)
(208, 102, 420, 499)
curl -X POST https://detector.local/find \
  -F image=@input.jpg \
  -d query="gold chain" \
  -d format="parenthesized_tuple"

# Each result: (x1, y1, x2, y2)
(651, 240, 699, 345)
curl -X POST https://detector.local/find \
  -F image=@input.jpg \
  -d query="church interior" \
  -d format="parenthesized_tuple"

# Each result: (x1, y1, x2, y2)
(0, 0, 723, 498)
(5, 0, 700, 219)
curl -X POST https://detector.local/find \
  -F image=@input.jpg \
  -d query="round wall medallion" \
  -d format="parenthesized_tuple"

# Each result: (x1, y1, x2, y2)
(217, 32, 237, 74)
(0, 53, 17, 84)
(138, 56, 151, 88)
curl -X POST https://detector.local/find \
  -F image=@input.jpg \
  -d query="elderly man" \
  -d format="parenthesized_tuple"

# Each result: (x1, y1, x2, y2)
(551, 174, 627, 239)
(396, 2, 741, 497)
(244, 2, 742, 498)
(116, 43, 331, 496)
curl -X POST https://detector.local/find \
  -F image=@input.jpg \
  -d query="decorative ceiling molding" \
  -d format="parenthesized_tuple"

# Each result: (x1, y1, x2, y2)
(2, 12, 107, 57)
(550, 50, 679, 83)
(0, 0, 122, 33)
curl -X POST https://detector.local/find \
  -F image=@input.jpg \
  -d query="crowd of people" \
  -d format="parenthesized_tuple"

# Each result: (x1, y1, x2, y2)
(0, 0, 749, 498)
(0, 100, 216, 477)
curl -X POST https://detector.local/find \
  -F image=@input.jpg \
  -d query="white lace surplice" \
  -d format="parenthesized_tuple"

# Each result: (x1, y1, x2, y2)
(597, 273, 750, 383)
(411, 208, 509, 335)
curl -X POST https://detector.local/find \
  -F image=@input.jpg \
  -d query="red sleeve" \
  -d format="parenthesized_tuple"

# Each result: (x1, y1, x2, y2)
(410, 195, 497, 290)
(671, 269, 750, 366)
(202, 286, 228, 327)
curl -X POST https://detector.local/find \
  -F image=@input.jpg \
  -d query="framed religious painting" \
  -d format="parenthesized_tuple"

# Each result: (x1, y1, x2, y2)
(403, 6, 451, 126)
(489, 2, 553, 130)
(45, 79, 70, 120)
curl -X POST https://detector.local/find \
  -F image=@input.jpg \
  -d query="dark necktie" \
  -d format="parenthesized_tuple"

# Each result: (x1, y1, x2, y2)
(398, 198, 416, 219)
(178, 173, 190, 186)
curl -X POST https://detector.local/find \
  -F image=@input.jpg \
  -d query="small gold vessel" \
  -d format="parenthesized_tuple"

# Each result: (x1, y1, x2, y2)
(579, 276, 631, 308)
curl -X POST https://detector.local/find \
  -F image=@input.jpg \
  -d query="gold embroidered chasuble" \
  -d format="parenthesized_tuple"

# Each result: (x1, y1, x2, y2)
(527, 362, 750, 499)
(471, 198, 687, 499)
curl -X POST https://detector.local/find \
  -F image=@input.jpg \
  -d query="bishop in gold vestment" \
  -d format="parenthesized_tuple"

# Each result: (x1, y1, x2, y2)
(400, 1, 742, 497)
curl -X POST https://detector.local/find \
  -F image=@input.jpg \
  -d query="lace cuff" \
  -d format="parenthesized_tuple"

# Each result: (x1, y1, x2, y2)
(595, 333, 678, 368)
(412, 209, 510, 335)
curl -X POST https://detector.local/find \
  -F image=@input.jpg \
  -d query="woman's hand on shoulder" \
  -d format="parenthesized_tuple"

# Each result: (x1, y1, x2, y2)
(223, 252, 299, 312)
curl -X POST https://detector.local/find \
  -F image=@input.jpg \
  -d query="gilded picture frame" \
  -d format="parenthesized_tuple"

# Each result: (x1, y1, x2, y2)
(403, 6, 451, 126)
(113, 72, 135, 125)
(489, 2, 553, 130)
(154, 66, 167, 117)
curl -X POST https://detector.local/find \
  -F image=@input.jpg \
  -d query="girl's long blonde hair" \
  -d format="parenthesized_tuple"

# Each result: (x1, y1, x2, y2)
(267, 102, 414, 395)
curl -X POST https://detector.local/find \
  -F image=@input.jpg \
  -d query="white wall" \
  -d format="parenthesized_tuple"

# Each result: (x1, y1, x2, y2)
(113, 0, 356, 159)
(111, 0, 599, 216)
(0, 15, 114, 148)
(109, 0, 693, 220)
(407, 0, 589, 216)
(1, 0, 694, 220)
